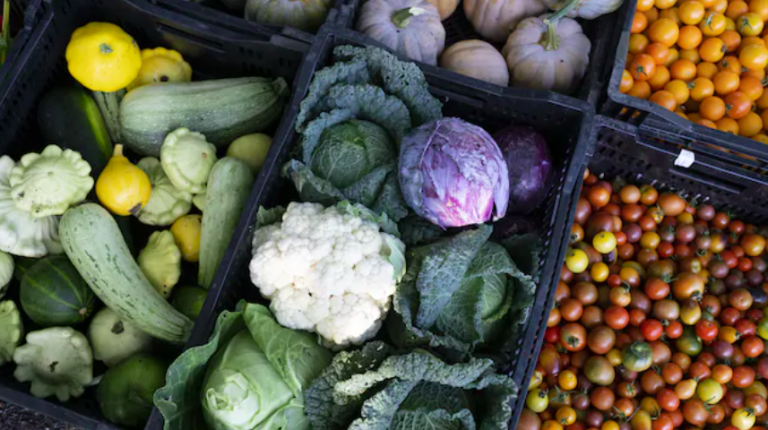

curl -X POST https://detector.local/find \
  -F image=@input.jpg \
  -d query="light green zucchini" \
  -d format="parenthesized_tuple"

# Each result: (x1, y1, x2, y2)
(59, 203, 194, 344)
(198, 158, 254, 288)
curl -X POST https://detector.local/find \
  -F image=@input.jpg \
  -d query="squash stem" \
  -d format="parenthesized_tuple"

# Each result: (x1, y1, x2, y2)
(113, 144, 124, 158)
(545, 0, 580, 24)
(543, 21, 560, 51)
(391, 7, 426, 28)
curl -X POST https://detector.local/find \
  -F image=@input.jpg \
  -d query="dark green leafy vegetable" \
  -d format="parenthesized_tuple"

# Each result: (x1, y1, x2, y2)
(304, 341, 518, 430)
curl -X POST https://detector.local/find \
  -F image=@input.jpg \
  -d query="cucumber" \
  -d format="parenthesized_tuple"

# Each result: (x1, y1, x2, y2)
(37, 86, 113, 174)
(60, 203, 193, 344)
(198, 158, 254, 288)
(92, 90, 125, 144)
(119, 77, 289, 156)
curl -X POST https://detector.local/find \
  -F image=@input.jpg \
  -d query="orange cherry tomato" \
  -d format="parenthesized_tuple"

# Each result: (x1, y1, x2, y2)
(700, 12, 727, 36)
(680, 0, 706, 24)
(716, 116, 741, 133)
(740, 43, 768, 69)
(713, 70, 741, 94)
(718, 55, 742, 73)
(720, 29, 742, 52)
(650, 18, 681, 46)
(657, 0, 677, 8)
(649, 65, 672, 90)
(638, 0, 656, 11)
(620, 70, 634, 93)
(696, 61, 718, 78)
(650, 90, 679, 111)
(647, 42, 671, 65)
(739, 12, 764, 36)
(633, 12, 648, 33)
(727, 0, 750, 20)
(690, 77, 716, 100)
(678, 25, 704, 49)
(670, 59, 698, 80)
(629, 33, 650, 54)
(738, 111, 763, 136)
(700, 95, 727, 120)
(700, 37, 727, 62)
(750, 0, 768, 20)
(724, 91, 753, 118)
(630, 54, 658, 81)
(628, 80, 653, 99)
(739, 76, 764, 101)
(660, 7, 682, 24)
(665, 79, 691, 104)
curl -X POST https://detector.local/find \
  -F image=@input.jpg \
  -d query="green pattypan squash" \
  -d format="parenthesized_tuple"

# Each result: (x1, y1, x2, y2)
(135, 157, 192, 226)
(160, 128, 217, 194)
(10, 145, 94, 217)
(0, 156, 62, 257)
(13, 326, 94, 402)
(0, 300, 23, 366)
(138, 230, 182, 298)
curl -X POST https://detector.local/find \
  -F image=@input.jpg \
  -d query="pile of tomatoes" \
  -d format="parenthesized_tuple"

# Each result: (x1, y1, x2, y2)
(521, 169, 768, 430)
(622, 0, 768, 141)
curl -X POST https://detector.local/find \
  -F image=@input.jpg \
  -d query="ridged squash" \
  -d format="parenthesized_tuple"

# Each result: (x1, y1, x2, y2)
(119, 77, 289, 156)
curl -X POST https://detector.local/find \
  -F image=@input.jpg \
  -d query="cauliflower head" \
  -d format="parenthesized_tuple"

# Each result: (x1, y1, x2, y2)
(249, 202, 406, 348)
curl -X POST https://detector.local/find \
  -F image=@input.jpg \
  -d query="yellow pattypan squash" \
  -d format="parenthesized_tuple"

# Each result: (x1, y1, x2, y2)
(96, 144, 152, 216)
(127, 47, 193, 91)
(65, 22, 142, 92)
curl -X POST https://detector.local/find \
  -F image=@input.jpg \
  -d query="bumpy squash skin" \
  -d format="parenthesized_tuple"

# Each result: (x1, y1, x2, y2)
(356, 0, 446, 66)
(440, 40, 510, 86)
(464, 0, 548, 42)
(119, 77, 289, 156)
(60, 203, 193, 344)
(198, 158, 254, 289)
(245, 0, 332, 32)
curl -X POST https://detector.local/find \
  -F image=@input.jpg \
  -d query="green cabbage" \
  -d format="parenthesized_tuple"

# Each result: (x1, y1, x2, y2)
(154, 302, 332, 430)
(387, 224, 538, 359)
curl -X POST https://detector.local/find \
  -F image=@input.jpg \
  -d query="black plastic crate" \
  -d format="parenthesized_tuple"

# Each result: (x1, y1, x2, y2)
(335, 0, 621, 106)
(0, 0, 36, 87)
(0, 0, 310, 428)
(585, 116, 768, 222)
(143, 26, 593, 430)
(601, 0, 768, 168)
(148, 0, 347, 44)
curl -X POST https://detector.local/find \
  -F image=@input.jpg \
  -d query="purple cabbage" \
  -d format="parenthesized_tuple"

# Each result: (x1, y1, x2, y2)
(398, 118, 509, 228)
(494, 126, 553, 215)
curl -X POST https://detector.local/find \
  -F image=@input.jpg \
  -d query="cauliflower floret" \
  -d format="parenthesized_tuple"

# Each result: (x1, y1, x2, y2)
(249, 202, 405, 348)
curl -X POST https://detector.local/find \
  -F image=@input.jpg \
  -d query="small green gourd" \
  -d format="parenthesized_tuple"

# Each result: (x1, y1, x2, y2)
(138, 231, 182, 298)
(160, 128, 218, 194)
(0, 251, 13, 299)
(0, 300, 23, 367)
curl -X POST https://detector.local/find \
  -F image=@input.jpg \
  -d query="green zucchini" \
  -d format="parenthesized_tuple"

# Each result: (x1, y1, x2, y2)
(92, 89, 125, 144)
(198, 158, 254, 288)
(60, 203, 193, 344)
(37, 86, 113, 174)
(119, 77, 289, 156)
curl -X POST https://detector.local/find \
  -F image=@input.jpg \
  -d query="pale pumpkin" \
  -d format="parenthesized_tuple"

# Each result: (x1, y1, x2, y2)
(502, 16, 591, 94)
(245, 0, 332, 33)
(426, 0, 461, 19)
(543, 0, 624, 20)
(440, 40, 509, 86)
(464, 0, 548, 43)
(356, 0, 446, 66)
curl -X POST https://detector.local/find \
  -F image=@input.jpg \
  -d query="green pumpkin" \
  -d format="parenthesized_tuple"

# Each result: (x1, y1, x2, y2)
(245, 0, 333, 32)
(20, 255, 96, 327)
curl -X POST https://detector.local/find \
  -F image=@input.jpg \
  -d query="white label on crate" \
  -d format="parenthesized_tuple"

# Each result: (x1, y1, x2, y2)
(674, 149, 695, 168)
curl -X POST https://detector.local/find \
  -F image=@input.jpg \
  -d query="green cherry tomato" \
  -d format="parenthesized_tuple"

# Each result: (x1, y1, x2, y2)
(566, 249, 589, 273)
(622, 341, 654, 372)
(676, 327, 703, 356)
(757, 318, 768, 340)
(593, 231, 618, 254)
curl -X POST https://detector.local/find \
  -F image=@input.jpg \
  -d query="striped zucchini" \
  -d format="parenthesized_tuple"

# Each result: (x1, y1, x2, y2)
(60, 203, 193, 344)
(198, 158, 254, 288)
(119, 77, 289, 156)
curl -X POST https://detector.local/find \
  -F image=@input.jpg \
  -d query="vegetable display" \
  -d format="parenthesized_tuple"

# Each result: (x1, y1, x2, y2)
(525, 170, 768, 430)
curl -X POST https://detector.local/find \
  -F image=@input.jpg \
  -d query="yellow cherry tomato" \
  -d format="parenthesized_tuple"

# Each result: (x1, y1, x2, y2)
(606, 348, 623, 366)
(740, 43, 768, 69)
(565, 249, 589, 273)
(697, 378, 725, 404)
(739, 12, 764, 36)
(527, 389, 549, 413)
(591, 262, 610, 283)
(558, 370, 578, 391)
(593, 232, 618, 254)
(640, 231, 661, 249)
(601, 421, 620, 430)
(529, 370, 543, 391)
(543, 420, 564, 430)
(732, 408, 756, 430)
(700, 11, 727, 36)
(744, 381, 768, 398)
(641, 397, 662, 416)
